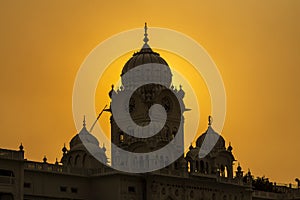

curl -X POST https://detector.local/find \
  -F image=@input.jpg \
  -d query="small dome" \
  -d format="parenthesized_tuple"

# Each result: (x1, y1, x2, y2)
(185, 147, 200, 160)
(69, 126, 99, 149)
(195, 126, 226, 151)
(227, 142, 233, 152)
(237, 164, 242, 172)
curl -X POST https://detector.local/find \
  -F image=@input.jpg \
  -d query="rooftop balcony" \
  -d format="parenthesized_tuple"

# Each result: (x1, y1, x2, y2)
(0, 149, 24, 161)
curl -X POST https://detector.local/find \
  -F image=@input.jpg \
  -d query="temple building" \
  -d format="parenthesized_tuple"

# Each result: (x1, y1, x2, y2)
(0, 24, 299, 200)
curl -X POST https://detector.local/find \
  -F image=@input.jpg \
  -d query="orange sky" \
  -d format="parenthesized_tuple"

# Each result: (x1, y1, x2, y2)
(0, 0, 299, 184)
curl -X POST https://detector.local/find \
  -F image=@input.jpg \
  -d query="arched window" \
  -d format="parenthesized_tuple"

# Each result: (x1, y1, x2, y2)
(74, 155, 80, 167)
(119, 132, 124, 143)
(196, 161, 199, 172)
(224, 165, 228, 177)
(220, 164, 225, 177)
(200, 160, 204, 173)
(133, 156, 137, 167)
(174, 161, 179, 170)
(172, 127, 177, 139)
(212, 193, 216, 200)
(190, 190, 194, 198)
(165, 156, 169, 168)
(68, 156, 73, 166)
(164, 126, 170, 140)
(206, 162, 209, 174)
(155, 155, 158, 166)
(139, 156, 144, 169)
(200, 191, 205, 200)
(160, 155, 164, 166)
(145, 155, 149, 169)
(82, 154, 87, 167)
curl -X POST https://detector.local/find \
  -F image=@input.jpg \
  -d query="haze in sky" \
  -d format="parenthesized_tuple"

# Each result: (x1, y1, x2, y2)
(0, 0, 299, 184)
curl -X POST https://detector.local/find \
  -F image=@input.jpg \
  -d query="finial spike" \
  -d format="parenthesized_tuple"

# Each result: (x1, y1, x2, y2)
(62, 143, 67, 154)
(19, 143, 24, 151)
(83, 115, 86, 127)
(208, 115, 213, 126)
(43, 155, 47, 163)
(143, 22, 149, 45)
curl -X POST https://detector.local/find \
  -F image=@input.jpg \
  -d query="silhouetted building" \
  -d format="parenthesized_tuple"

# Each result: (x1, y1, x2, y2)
(1, 24, 299, 200)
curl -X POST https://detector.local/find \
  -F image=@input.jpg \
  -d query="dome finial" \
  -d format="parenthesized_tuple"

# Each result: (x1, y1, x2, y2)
(143, 22, 149, 45)
(109, 84, 114, 98)
(83, 115, 86, 127)
(227, 142, 233, 152)
(237, 162, 242, 171)
(62, 143, 67, 154)
(43, 155, 47, 163)
(19, 143, 24, 151)
(208, 115, 213, 126)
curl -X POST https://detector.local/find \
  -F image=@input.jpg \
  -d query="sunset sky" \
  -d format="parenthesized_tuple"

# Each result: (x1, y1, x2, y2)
(0, 0, 299, 184)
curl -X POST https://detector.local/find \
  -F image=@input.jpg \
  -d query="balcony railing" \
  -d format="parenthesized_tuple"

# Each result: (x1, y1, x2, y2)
(25, 161, 65, 173)
(24, 161, 115, 176)
(0, 176, 14, 185)
(0, 149, 24, 160)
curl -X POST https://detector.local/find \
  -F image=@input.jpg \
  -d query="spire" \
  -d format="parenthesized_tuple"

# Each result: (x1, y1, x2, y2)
(143, 22, 149, 45)
(237, 162, 242, 171)
(62, 143, 67, 154)
(19, 143, 24, 151)
(227, 142, 233, 152)
(83, 115, 86, 127)
(142, 22, 150, 49)
(109, 84, 114, 98)
(178, 84, 185, 98)
(248, 168, 252, 176)
(102, 143, 106, 152)
(208, 115, 213, 126)
(43, 155, 47, 163)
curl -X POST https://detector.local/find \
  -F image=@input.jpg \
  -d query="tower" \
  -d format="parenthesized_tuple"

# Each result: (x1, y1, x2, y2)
(109, 24, 187, 172)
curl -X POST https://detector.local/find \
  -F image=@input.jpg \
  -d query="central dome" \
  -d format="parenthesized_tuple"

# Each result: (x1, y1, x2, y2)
(120, 23, 172, 88)
(121, 46, 169, 76)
